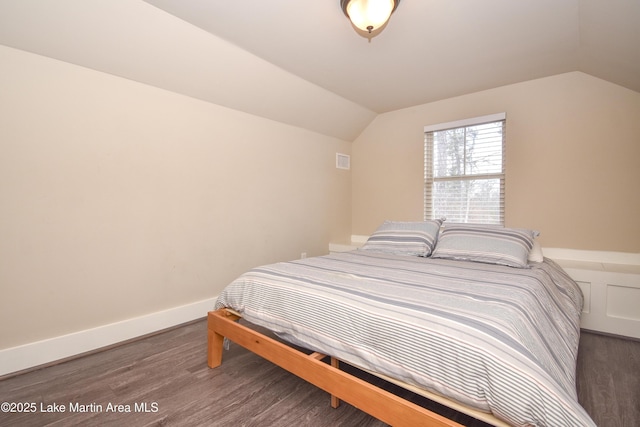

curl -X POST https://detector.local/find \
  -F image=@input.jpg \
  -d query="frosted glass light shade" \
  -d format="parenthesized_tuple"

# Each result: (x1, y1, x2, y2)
(343, 0, 397, 33)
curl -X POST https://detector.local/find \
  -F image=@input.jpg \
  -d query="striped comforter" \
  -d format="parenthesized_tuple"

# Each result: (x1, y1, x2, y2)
(215, 250, 595, 427)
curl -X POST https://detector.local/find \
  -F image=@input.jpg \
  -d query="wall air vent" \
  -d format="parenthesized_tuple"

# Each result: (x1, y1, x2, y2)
(336, 153, 351, 170)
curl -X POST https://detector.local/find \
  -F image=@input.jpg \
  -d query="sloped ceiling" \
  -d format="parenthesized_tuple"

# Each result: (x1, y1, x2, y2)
(1, 0, 639, 140)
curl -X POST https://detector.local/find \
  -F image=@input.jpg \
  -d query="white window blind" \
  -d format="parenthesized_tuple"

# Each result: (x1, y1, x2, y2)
(424, 113, 506, 225)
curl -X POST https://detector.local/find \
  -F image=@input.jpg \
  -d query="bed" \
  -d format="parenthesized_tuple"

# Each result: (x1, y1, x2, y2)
(208, 222, 596, 426)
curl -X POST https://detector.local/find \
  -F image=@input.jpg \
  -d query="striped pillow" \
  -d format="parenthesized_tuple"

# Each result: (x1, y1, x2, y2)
(361, 219, 443, 257)
(431, 224, 538, 268)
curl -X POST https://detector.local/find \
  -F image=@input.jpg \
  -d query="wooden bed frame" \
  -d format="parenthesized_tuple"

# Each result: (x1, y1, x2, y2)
(208, 308, 510, 427)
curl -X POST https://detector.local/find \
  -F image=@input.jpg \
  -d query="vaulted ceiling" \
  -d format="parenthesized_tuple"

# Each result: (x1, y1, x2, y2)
(1, 0, 638, 140)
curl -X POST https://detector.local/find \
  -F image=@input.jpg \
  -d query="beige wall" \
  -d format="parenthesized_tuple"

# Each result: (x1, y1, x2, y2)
(0, 45, 351, 349)
(2, 44, 639, 353)
(352, 72, 640, 253)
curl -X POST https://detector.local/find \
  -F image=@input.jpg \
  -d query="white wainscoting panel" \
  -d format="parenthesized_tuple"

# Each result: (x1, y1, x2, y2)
(561, 266, 640, 339)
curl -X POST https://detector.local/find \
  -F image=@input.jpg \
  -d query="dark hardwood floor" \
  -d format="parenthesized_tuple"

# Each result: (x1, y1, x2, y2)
(0, 319, 638, 426)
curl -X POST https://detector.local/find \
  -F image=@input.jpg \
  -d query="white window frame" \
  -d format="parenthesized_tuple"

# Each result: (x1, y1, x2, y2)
(424, 113, 506, 225)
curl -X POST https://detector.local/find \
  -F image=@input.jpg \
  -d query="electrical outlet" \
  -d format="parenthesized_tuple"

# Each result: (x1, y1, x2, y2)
(301, 252, 307, 259)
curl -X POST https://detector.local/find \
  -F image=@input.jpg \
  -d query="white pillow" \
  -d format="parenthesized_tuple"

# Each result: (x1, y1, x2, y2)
(528, 239, 544, 263)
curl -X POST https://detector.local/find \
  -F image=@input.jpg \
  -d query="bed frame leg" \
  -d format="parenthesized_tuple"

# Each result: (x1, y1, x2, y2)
(208, 309, 242, 368)
(208, 312, 226, 368)
(330, 357, 341, 408)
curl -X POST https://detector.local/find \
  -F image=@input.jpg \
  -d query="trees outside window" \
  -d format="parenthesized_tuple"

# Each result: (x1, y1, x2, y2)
(424, 115, 505, 225)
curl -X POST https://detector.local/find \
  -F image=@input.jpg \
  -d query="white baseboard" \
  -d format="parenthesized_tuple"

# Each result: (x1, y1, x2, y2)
(0, 297, 217, 377)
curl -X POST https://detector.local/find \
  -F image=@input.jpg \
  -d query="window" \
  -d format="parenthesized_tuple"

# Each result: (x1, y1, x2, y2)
(424, 113, 505, 225)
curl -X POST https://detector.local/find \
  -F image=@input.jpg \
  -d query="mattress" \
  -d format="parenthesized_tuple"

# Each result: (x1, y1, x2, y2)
(215, 250, 595, 426)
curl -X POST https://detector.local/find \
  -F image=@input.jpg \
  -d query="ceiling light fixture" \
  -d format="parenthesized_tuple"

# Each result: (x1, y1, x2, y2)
(340, 0, 400, 34)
